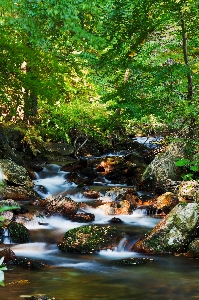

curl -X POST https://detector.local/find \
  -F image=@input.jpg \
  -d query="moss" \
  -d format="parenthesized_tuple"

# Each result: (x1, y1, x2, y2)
(58, 225, 118, 254)
(7, 222, 30, 243)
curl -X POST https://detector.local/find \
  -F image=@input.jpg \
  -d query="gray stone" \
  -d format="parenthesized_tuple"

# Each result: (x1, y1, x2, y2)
(132, 203, 199, 253)
(142, 142, 186, 187)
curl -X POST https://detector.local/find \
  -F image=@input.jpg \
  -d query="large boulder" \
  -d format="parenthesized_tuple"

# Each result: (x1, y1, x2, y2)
(58, 225, 118, 253)
(142, 142, 186, 190)
(0, 159, 33, 187)
(132, 203, 199, 254)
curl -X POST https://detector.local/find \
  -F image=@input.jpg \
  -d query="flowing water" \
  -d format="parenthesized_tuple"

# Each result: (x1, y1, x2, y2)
(1, 160, 199, 300)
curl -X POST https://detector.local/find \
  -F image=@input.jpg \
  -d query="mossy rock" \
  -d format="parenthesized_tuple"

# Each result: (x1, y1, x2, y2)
(58, 225, 118, 254)
(7, 221, 30, 243)
(132, 203, 199, 254)
(11, 257, 47, 269)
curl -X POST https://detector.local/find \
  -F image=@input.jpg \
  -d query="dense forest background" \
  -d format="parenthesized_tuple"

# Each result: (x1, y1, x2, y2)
(0, 0, 199, 152)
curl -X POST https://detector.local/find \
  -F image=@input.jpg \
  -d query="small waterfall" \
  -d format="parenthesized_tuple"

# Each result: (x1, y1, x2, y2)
(33, 164, 77, 198)
(116, 237, 128, 252)
(3, 229, 12, 244)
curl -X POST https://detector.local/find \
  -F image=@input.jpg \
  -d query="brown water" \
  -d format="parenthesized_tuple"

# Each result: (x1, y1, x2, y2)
(1, 162, 199, 300)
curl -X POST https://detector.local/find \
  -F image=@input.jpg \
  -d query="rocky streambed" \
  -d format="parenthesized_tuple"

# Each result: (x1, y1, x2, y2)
(0, 136, 199, 299)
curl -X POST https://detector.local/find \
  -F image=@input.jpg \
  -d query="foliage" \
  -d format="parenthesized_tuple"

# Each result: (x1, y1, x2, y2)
(0, 0, 199, 148)
(175, 157, 199, 180)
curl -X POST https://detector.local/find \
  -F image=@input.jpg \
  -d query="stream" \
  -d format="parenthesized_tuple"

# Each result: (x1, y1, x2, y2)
(1, 150, 199, 300)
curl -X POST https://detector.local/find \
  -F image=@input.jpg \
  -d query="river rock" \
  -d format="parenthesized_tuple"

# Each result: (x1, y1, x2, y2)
(7, 221, 30, 243)
(132, 203, 199, 254)
(142, 142, 186, 190)
(71, 212, 95, 223)
(0, 248, 16, 263)
(58, 225, 118, 253)
(2, 185, 40, 201)
(83, 190, 100, 199)
(177, 180, 199, 202)
(98, 200, 131, 215)
(43, 195, 78, 218)
(0, 159, 33, 187)
(155, 192, 179, 214)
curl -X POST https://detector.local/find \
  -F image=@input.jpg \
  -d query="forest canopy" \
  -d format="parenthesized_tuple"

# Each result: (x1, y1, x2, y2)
(0, 0, 199, 147)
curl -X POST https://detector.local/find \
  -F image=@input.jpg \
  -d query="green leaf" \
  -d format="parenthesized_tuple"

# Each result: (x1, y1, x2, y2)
(175, 159, 191, 167)
(190, 166, 199, 172)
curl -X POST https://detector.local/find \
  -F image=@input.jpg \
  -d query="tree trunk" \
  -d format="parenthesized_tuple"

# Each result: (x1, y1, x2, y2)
(180, 11, 193, 100)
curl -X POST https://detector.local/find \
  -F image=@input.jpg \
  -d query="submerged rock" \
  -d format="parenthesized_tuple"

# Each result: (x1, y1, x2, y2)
(11, 257, 47, 269)
(58, 225, 118, 254)
(112, 257, 153, 266)
(132, 203, 199, 254)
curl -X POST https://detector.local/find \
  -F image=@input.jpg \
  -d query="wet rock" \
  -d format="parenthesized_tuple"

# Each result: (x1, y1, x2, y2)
(71, 212, 95, 223)
(109, 217, 123, 223)
(11, 257, 47, 269)
(83, 190, 100, 199)
(155, 192, 179, 214)
(0, 248, 16, 263)
(58, 225, 118, 254)
(178, 180, 199, 202)
(7, 221, 30, 243)
(132, 203, 199, 254)
(98, 200, 131, 215)
(0, 159, 33, 187)
(142, 142, 186, 190)
(43, 195, 78, 218)
(97, 156, 137, 184)
(2, 185, 40, 201)
(111, 257, 153, 266)
(122, 189, 142, 209)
